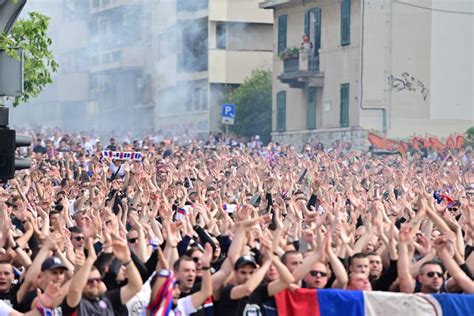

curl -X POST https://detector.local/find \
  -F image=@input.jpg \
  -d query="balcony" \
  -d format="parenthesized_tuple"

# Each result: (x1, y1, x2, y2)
(259, 0, 294, 9)
(90, 0, 141, 14)
(89, 47, 145, 72)
(177, 0, 208, 12)
(177, 0, 208, 20)
(278, 53, 324, 89)
(210, 0, 273, 24)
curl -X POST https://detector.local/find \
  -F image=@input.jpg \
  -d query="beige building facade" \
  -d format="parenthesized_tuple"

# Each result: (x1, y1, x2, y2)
(261, 0, 473, 148)
(154, 0, 273, 135)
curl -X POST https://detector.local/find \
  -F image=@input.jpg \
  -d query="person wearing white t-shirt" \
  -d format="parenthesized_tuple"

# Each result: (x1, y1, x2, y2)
(148, 244, 214, 316)
(0, 282, 62, 316)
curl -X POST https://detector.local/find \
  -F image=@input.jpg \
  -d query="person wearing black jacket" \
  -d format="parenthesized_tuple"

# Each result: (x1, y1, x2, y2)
(368, 253, 398, 291)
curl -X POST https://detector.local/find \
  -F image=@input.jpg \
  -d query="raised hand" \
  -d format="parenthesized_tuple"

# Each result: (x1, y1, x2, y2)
(200, 243, 213, 267)
(112, 238, 132, 262)
(37, 282, 62, 309)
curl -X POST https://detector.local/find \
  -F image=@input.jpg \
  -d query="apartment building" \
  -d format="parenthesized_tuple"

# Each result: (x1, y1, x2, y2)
(10, 0, 154, 133)
(154, 0, 273, 135)
(89, 0, 154, 131)
(260, 0, 473, 148)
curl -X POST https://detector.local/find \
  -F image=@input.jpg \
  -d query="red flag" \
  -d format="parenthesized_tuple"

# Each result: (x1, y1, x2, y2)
(428, 136, 445, 151)
(275, 288, 319, 316)
(455, 134, 466, 149)
(446, 134, 456, 148)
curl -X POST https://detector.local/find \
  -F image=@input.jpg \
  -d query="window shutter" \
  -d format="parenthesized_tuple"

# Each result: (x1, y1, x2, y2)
(304, 10, 309, 36)
(307, 87, 317, 130)
(313, 8, 321, 52)
(278, 15, 287, 53)
(340, 83, 349, 127)
(341, 0, 351, 46)
(276, 91, 286, 132)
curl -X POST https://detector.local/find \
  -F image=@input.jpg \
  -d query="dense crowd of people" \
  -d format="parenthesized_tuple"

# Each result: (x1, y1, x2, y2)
(0, 131, 472, 316)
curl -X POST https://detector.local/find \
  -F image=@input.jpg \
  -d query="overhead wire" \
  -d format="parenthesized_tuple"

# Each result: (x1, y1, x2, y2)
(393, 0, 474, 15)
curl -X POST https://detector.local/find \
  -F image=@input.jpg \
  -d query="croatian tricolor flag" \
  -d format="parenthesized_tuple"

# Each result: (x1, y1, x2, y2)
(175, 206, 191, 221)
(272, 289, 474, 316)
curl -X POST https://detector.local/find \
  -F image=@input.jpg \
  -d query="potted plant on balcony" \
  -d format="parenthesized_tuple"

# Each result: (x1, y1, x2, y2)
(278, 47, 299, 60)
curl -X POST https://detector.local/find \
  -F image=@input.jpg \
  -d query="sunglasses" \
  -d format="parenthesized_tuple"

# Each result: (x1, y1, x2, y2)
(87, 277, 103, 285)
(309, 270, 328, 277)
(128, 238, 138, 243)
(73, 236, 85, 241)
(426, 271, 443, 278)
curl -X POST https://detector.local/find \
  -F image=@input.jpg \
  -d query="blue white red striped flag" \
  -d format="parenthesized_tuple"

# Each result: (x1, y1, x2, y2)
(274, 288, 474, 316)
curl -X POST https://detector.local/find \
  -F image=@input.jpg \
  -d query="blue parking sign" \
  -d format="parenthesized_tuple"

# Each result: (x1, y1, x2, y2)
(221, 104, 235, 118)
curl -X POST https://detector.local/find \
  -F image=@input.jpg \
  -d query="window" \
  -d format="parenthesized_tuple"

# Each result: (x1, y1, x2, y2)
(340, 83, 350, 127)
(201, 88, 208, 110)
(216, 23, 226, 49)
(341, 0, 351, 46)
(111, 51, 121, 62)
(307, 87, 317, 130)
(304, 8, 321, 71)
(194, 88, 201, 111)
(278, 15, 287, 53)
(178, 18, 208, 73)
(276, 91, 286, 132)
(90, 55, 99, 67)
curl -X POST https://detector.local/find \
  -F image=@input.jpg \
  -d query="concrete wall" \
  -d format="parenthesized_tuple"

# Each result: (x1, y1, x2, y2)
(272, 127, 368, 151)
(209, 0, 273, 24)
(360, 0, 473, 137)
(429, 0, 474, 131)
(209, 50, 272, 84)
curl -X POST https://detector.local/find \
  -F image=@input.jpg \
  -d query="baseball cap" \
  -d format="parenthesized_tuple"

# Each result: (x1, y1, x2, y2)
(234, 255, 257, 270)
(41, 256, 68, 272)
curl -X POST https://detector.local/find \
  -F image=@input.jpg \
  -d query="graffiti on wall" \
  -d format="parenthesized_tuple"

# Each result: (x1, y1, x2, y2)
(389, 72, 429, 101)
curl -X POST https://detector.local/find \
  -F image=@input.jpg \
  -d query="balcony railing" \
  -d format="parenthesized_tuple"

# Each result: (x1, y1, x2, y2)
(177, 0, 208, 12)
(282, 54, 319, 74)
(308, 55, 319, 72)
(283, 56, 299, 73)
(279, 52, 323, 89)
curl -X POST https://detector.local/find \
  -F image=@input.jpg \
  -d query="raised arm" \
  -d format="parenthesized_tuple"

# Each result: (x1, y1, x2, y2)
(327, 236, 348, 289)
(66, 237, 97, 308)
(397, 225, 415, 293)
(230, 259, 271, 300)
(434, 236, 474, 294)
(191, 243, 213, 308)
(267, 253, 295, 296)
(112, 238, 143, 304)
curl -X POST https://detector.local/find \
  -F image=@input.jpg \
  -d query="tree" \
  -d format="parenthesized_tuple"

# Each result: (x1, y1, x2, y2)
(0, 12, 58, 107)
(227, 68, 272, 144)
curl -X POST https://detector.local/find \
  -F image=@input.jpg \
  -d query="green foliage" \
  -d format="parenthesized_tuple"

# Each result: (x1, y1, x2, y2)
(278, 47, 299, 60)
(227, 68, 272, 144)
(467, 127, 474, 141)
(0, 12, 58, 106)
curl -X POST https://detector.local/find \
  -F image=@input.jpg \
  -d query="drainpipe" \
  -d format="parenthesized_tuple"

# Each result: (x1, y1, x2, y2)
(358, 0, 388, 133)
(383, 0, 393, 130)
